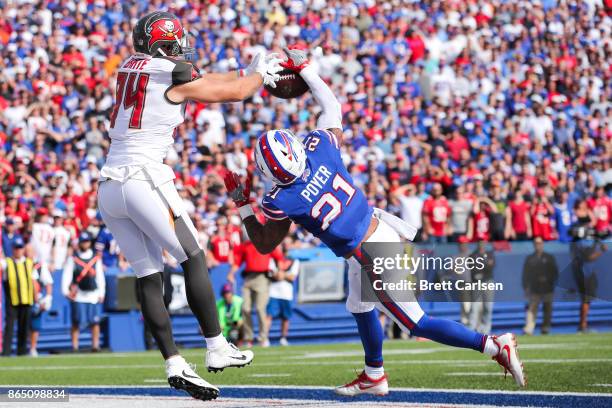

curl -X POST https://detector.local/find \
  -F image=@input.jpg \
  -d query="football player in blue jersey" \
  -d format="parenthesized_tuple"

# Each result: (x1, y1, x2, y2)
(224, 47, 526, 395)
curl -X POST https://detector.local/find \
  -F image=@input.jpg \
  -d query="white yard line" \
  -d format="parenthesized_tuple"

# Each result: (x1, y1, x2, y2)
(1, 358, 611, 371)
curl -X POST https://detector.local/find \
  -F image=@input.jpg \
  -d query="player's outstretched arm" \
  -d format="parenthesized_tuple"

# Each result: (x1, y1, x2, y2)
(223, 170, 292, 254)
(167, 52, 283, 103)
(242, 216, 292, 254)
(283, 47, 344, 144)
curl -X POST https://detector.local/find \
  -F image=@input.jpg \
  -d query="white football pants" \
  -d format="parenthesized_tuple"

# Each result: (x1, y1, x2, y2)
(97, 179, 200, 278)
(346, 216, 424, 330)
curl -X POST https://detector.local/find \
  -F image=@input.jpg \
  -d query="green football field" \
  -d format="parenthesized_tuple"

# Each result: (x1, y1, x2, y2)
(1, 333, 611, 394)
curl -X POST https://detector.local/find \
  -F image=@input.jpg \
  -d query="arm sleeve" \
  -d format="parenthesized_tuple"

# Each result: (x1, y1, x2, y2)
(261, 196, 289, 221)
(300, 65, 342, 130)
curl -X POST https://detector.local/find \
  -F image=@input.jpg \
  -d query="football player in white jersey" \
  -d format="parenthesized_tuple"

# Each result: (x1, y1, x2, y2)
(97, 11, 282, 401)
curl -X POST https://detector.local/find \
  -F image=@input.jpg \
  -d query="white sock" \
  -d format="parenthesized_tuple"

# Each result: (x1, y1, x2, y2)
(483, 337, 500, 357)
(206, 334, 228, 351)
(364, 365, 385, 380)
(165, 355, 185, 367)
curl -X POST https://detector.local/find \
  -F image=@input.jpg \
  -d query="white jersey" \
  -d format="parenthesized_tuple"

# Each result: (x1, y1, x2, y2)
(102, 54, 198, 187)
(52, 226, 72, 271)
(31, 222, 55, 266)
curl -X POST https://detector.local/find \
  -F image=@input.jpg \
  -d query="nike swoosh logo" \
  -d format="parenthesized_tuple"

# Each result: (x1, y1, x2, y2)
(182, 370, 200, 379)
(358, 382, 379, 390)
(230, 355, 247, 361)
(502, 344, 511, 365)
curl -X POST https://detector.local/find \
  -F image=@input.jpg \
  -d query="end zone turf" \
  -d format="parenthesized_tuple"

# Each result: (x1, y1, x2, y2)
(0, 333, 610, 406)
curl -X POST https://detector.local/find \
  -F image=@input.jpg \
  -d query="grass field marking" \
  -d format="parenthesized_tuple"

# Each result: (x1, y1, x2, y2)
(0, 364, 161, 371)
(592, 384, 612, 387)
(291, 342, 591, 360)
(291, 348, 440, 359)
(1, 358, 611, 371)
(445, 372, 505, 376)
(249, 374, 292, 378)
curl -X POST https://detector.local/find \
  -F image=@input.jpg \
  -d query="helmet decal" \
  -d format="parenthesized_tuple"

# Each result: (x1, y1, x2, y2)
(255, 130, 307, 185)
(277, 131, 295, 162)
(146, 17, 183, 50)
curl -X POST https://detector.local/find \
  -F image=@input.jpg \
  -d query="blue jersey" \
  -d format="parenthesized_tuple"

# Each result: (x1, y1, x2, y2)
(554, 203, 574, 243)
(95, 227, 119, 268)
(262, 130, 373, 256)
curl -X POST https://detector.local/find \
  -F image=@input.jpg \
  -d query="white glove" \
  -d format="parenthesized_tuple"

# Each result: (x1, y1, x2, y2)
(243, 52, 283, 88)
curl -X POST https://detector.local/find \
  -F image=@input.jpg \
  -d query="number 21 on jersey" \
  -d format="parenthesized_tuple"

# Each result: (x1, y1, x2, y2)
(311, 174, 355, 230)
(109, 72, 150, 129)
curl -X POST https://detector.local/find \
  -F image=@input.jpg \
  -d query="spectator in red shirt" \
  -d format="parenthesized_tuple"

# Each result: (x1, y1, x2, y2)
(506, 192, 532, 241)
(445, 130, 470, 162)
(406, 29, 425, 63)
(422, 183, 452, 243)
(531, 195, 556, 241)
(228, 237, 283, 348)
(208, 217, 234, 268)
(467, 197, 498, 242)
(588, 187, 611, 238)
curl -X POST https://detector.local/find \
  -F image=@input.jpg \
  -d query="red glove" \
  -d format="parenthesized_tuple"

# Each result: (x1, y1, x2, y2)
(281, 45, 309, 73)
(223, 170, 252, 207)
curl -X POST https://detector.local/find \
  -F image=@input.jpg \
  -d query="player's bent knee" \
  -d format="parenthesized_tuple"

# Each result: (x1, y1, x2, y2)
(346, 299, 376, 314)
(174, 214, 202, 257)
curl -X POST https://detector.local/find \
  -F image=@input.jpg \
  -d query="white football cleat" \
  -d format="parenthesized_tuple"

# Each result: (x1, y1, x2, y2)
(166, 357, 219, 401)
(334, 371, 389, 397)
(206, 342, 254, 373)
(492, 333, 527, 387)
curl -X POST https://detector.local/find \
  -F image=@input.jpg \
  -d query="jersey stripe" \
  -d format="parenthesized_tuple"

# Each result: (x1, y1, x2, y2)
(315, 129, 338, 148)
(262, 205, 288, 220)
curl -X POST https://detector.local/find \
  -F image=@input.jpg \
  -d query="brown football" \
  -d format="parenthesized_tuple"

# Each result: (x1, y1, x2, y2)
(264, 68, 309, 99)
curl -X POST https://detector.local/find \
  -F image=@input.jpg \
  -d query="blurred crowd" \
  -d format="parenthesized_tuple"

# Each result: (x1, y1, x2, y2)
(0, 0, 611, 284)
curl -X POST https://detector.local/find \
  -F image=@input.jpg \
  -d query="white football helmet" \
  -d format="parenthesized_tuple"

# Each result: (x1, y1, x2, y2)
(254, 129, 306, 185)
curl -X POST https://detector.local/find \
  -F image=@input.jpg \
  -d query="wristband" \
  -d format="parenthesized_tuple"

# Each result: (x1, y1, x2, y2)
(238, 204, 254, 219)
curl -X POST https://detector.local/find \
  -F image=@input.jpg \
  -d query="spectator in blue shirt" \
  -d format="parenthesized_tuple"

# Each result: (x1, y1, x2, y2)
(95, 226, 120, 269)
(554, 192, 574, 243)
